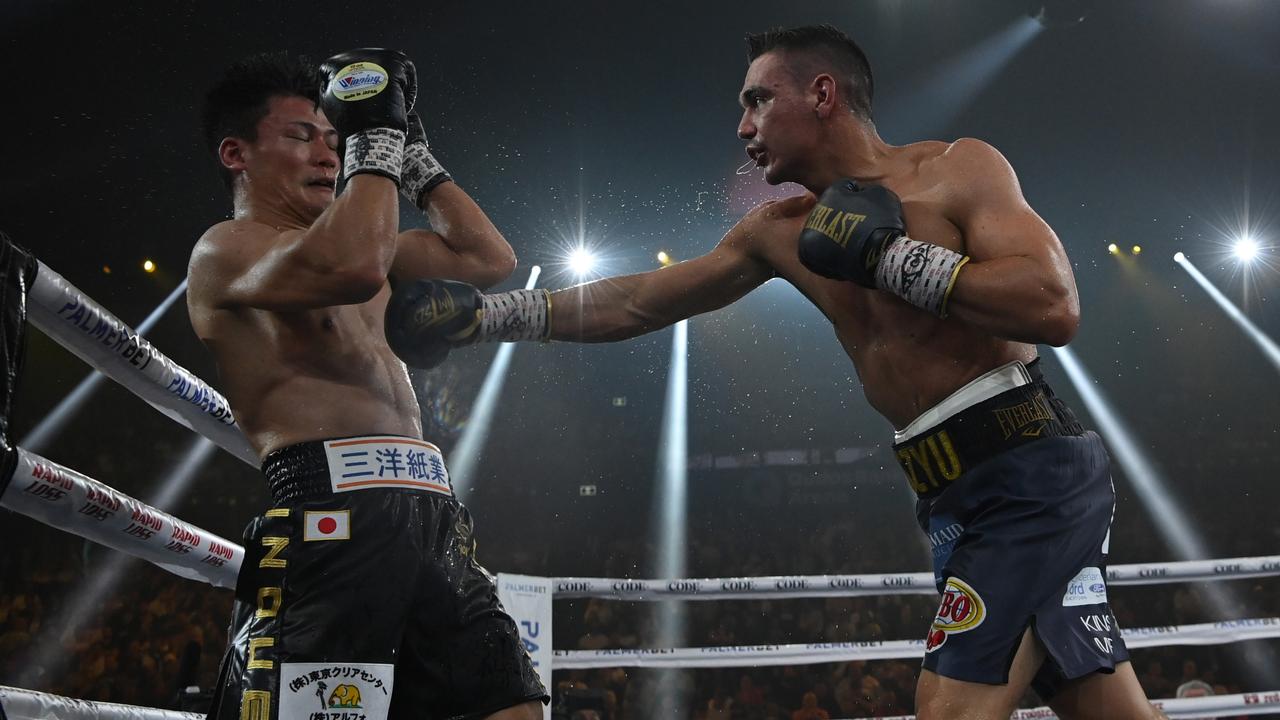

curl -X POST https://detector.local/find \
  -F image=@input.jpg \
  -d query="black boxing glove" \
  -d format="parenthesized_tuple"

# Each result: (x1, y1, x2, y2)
(385, 279, 550, 369)
(400, 111, 453, 207)
(319, 49, 417, 184)
(798, 180, 969, 317)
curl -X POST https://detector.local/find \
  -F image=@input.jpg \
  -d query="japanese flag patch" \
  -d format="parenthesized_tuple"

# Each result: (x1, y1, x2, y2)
(304, 510, 351, 542)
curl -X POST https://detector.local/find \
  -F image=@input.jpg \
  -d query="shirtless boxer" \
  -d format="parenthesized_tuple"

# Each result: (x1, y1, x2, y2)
(189, 50, 545, 719)
(385, 26, 1163, 720)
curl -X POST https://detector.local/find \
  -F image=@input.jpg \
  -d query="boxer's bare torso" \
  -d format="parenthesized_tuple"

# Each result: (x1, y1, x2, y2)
(188, 230, 420, 458)
(733, 142, 1038, 429)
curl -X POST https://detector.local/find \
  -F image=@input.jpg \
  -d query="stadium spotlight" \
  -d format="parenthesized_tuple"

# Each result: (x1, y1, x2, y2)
(1233, 236, 1259, 262)
(1107, 243, 1119, 255)
(1131, 245, 1142, 256)
(568, 247, 596, 277)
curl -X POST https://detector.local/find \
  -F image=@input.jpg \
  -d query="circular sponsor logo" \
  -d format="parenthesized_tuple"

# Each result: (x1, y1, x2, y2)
(932, 577, 985, 632)
(330, 62, 389, 101)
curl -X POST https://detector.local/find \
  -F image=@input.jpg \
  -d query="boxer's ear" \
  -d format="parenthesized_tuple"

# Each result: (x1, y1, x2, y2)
(219, 137, 249, 174)
(813, 74, 838, 119)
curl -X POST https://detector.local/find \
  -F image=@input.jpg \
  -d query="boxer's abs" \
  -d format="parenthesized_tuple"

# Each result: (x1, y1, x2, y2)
(832, 298, 1038, 430)
(202, 301, 423, 458)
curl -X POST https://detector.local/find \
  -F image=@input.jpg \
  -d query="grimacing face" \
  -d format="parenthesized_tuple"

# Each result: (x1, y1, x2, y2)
(737, 52, 822, 187)
(232, 95, 340, 220)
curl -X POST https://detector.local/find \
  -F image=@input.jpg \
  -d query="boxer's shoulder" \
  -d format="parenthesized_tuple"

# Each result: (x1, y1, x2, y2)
(924, 138, 1016, 189)
(745, 193, 815, 219)
(188, 220, 292, 304)
(730, 194, 814, 244)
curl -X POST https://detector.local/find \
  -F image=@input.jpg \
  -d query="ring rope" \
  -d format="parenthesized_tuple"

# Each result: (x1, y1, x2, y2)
(1, 447, 242, 589)
(552, 555, 1280, 600)
(552, 617, 1280, 669)
(0, 685, 202, 720)
(853, 689, 1280, 720)
(3, 685, 1276, 720)
(26, 261, 255, 465)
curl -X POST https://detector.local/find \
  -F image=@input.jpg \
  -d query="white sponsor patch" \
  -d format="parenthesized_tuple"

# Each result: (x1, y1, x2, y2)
(304, 510, 351, 542)
(322, 436, 452, 496)
(280, 662, 394, 720)
(925, 577, 986, 653)
(1062, 566, 1109, 607)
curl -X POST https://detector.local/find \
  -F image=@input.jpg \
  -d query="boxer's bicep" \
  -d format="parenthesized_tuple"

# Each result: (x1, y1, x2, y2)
(391, 228, 513, 290)
(948, 139, 1069, 275)
(941, 140, 1079, 344)
(196, 222, 383, 311)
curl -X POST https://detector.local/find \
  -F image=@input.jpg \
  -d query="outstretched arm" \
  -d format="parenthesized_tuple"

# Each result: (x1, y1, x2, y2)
(382, 198, 805, 368)
(548, 232, 773, 342)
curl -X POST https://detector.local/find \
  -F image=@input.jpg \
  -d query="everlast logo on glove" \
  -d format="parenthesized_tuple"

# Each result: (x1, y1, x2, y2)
(801, 204, 867, 249)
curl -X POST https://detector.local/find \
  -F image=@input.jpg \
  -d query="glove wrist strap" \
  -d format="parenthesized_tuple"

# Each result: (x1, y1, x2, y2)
(343, 128, 406, 184)
(875, 237, 970, 318)
(401, 142, 453, 206)
(478, 289, 551, 343)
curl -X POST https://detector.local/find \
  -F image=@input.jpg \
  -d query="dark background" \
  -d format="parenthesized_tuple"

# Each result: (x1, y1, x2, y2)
(2, 0, 1279, 705)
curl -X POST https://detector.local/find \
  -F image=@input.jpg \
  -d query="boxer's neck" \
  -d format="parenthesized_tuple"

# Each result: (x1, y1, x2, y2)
(802, 119, 893, 193)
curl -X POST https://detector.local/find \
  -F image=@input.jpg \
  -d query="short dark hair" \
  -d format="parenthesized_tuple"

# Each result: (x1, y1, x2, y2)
(746, 25, 874, 121)
(201, 52, 320, 189)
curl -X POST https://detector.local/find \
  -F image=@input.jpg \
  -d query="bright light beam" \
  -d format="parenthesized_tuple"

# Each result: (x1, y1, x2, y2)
(568, 247, 596, 277)
(1233, 236, 1259, 262)
(879, 16, 1042, 140)
(22, 278, 190, 453)
(447, 266, 543, 501)
(652, 319, 689, 715)
(1175, 254, 1280, 372)
(1056, 343, 1279, 686)
(1050, 346, 1208, 561)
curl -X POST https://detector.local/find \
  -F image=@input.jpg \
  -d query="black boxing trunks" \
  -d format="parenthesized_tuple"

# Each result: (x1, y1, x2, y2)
(897, 361, 1130, 698)
(208, 435, 548, 720)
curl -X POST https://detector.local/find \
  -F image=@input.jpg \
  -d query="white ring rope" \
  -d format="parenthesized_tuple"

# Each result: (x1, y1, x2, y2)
(554, 555, 1280, 600)
(855, 689, 1280, 720)
(3, 685, 1276, 720)
(0, 686, 202, 720)
(552, 617, 1280, 669)
(26, 261, 256, 466)
(0, 447, 242, 589)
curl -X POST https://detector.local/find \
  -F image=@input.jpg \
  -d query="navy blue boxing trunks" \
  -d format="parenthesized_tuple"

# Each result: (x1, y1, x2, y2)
(209, 435, 548, 720)
(894, 360, 1129, 698)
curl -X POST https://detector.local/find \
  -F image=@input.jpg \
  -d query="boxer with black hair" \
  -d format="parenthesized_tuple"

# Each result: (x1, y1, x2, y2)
(191, 49, 545, 720)
(386, 25, 1162, 720)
